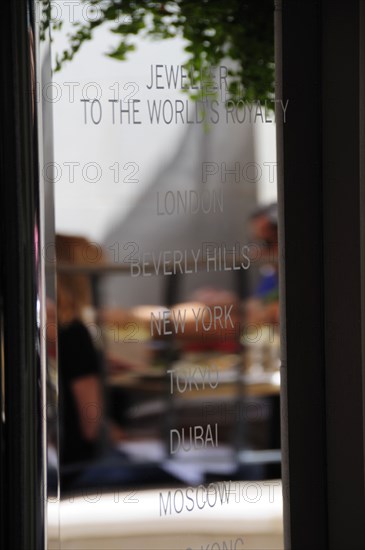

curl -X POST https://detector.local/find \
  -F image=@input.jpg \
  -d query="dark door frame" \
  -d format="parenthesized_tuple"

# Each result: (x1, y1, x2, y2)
(277, 0, 365, 547)
(0, 1, 45, 549)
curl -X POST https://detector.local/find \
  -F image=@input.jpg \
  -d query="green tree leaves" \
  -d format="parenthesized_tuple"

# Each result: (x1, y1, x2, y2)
(41, 0, 274, 102)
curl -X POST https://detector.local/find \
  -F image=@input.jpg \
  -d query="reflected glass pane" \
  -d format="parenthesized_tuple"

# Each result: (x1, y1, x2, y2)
(38, 1, 283, 548)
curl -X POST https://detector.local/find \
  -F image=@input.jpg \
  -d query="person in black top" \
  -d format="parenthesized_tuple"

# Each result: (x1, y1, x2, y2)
(56, 234, 104, 467)
(58, 319, 103, 465)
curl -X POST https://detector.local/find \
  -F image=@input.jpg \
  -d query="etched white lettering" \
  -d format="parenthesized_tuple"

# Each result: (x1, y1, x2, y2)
(150, 309, 187, 336)
(170, 424, 218, 454)
(168, 366, 220, 394)
(157, 189, 224, 215)
(159, 483, 231, 516)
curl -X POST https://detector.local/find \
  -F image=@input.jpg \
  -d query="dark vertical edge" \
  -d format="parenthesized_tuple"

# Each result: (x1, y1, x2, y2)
(322, 1, 365, 547)
(273, 1, 289, 547)
(35, 0, 60, 545)
(360, 0, 365, 517)
(277, 1, 328, 548)
(0, 0, 45, 549)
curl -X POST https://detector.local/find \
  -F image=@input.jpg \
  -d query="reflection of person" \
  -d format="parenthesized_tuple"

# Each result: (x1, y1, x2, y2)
(245, 204, 279, 325)
(58, 318, 103, 464)
(56, 235, 104, 465)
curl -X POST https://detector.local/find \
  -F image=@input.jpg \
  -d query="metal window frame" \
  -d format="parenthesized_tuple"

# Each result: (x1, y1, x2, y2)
(277, 0, 365, 547)
(0, 1, 45, 549)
